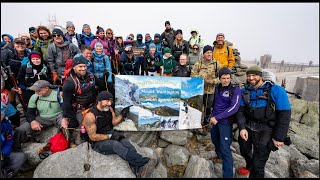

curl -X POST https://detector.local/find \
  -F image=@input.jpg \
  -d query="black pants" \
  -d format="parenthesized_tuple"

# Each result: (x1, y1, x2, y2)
(92, 138, 148, 168)
(238, 128, 272, 178)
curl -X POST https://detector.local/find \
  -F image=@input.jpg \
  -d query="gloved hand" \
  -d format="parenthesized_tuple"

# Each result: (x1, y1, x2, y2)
(110, 131, 125, 141)
(120, 105, 133, 118)
(103, 69, 110, 78)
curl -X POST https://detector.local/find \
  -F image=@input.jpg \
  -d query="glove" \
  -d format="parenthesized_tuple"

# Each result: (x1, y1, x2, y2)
(110, 131, 125, 141)
(103, 69, 110, 78)
(120, 105, 132, 118)
(52, 72, 58, 83)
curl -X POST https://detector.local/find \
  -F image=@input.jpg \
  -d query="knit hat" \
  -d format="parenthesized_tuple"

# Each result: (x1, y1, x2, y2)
(29, 27, 36, 32)
(82, 24, 90, 31)
(203, 45, 213, 54)
(137, 34, 143, 39)
(246, 65, 263, 76)
(218, 67, 231, 79)
(72, 57, 86, 67)
(30, 53, 41, 59)
(165, 21, 170, 26)
(97, 91, 113, 101)
(52, 28, 64, 36)
(129, 33, 134, 38)
(216, 33, 225, 38)
(145, 33, 151, 38)
(175, 29, 183, 36)
(66, 21, 75, 28)
(154, 33, 160, 38)
(29, 80, 51, 91)
(149, 43, 156, 50)
(96, 26, 104, 34)
(163, 47, 171, 54)
(94, 41, 103, 49)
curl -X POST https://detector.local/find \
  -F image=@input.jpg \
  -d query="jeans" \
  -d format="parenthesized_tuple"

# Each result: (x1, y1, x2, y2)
(211, 123, 233, 178)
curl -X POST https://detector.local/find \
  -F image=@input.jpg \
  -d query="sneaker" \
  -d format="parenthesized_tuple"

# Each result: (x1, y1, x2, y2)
(139, 155, 160, 178)
(238, 166, 250, 176)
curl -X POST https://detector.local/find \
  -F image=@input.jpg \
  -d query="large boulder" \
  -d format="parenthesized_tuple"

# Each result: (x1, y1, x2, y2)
(183, 155, 213, 178)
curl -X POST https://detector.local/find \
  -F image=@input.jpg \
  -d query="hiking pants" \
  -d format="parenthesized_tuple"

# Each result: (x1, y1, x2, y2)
(92, 138, 147, 168)
(7, 152, 27, 175)
(210, 123, 233, 178)
(203, 94, 214, 125)
(238, 128, 272, 178)
(12, 113, 63, 150)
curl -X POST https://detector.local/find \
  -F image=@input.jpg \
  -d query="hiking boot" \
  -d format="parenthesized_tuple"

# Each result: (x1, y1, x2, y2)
(212, 156, 223, 164)
(139, 155, 160, 178)
(238, 166, 250, 176)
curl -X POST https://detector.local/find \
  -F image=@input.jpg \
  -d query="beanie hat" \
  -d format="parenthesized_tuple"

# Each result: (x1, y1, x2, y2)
(129, 33, 134, 38)
(203, 45, 213, 54)
(149, 43, 156, 50)
(246, 65, 263, 76)
(72, 57, 86, 67)
(82, 24, 90, 31)
(145, 33, 150, 38)
(218, 67, 231, 79)
(96, 26, 104, 34)
(97, 91, 113, 101)
(165, 21, 170, 26)
(137, 34, 143, 38)
(29, 27, 36, 32)
(52, 28, 64, 36)
(95, 41, 103, 49)
(175, 29, 183, 36)
(66, 21, 75, 28)
(163, 47, 171, 54)
(154, 33, 161, 38)
(30, 53, 41, 59)
(216, 33, 225, 38)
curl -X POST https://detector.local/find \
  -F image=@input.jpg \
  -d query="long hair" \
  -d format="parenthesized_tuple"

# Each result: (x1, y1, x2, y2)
(36, 26, 52, 40)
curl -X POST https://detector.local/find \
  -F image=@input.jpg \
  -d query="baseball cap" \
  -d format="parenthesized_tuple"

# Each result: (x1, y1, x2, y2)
(29, 80, 51, 91)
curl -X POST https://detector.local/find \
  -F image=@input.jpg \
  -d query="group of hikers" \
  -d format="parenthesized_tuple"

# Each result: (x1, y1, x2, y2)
(1, 20, 291, 178)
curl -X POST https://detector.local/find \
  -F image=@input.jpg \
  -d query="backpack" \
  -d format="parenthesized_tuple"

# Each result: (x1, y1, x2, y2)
(213, 83, 239, 124)
(38, 131, 69, 159)
(62, 59, 73, 84)
(34, 86, 63, 108)
(188, 35, 201, 47)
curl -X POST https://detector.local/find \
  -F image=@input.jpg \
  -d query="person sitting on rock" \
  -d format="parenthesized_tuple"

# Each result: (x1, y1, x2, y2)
(82, 91, 159, 178)
(12, 80, 68, 151)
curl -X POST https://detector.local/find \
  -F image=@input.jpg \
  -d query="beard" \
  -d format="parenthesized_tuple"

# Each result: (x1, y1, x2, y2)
(100, 104, 110, 112)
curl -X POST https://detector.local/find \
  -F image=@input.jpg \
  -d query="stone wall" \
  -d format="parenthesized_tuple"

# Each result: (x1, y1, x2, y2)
(293, 76, 319, 102)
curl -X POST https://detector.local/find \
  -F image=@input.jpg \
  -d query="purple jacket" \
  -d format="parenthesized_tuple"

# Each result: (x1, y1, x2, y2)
(211, 83, 241, 124)
(90, 36, 109, 55)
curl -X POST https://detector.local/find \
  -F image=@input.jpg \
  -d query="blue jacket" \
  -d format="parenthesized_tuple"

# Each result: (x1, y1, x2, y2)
(81, 32, 95, 46)
(237, 81, 291, 141)
(212, 83, 241, 124)
(92, 50, 112, 82)
(1, 101, 14, 156)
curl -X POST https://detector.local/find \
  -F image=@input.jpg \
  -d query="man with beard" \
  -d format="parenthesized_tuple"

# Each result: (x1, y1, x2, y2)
(28, 27, 38, 47)
(236, 65, 291, 178)
(62, 57, 96, 147)
(83, 91, 159, 178)
(160, 21, 176, 49)
(46, 28, 80, 85)
(212, 33, 235, 69)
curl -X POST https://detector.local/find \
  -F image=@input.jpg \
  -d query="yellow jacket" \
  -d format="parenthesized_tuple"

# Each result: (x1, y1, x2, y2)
(213, 43, 235, 68)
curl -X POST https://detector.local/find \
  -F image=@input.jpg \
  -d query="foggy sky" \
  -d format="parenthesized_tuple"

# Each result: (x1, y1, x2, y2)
(1, 3, 319, 64)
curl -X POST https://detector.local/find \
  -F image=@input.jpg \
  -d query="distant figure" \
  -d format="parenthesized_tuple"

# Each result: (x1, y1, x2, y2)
(129, 83, 138, 102)
(280, 60, 284, 66)
(183, 101, 188, 113)
(309, 60, 313, 67)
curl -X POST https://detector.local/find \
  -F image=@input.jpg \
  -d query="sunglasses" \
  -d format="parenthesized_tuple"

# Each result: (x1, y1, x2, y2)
(22, 38, 30, 41)
(193, 48, 199, 50)
(107, 32, 113, 35)
(53, 34, 62, 37)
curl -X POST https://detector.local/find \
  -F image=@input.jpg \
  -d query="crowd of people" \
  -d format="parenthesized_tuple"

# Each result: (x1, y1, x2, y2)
(1, 20, 291, 178)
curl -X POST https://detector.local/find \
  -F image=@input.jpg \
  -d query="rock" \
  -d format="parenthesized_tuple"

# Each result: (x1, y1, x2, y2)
(113, 119, 138, 131)
(183, 155, 213, 178)
(160, 130, 189, 145)
(300, 110, 319, 129)
(157, 138, 170, 148)
(34, 126, 59, 143)
(163, 144, 190, 167)
(265, 147, 291, 178)
(33, 141, 158, 178)
(124, 131, 158, 147)
(289, 98, 308, 122)
(291, 158, 319, 178)
(22, 142, 48, 166)
(150, 162, 167, 178)
(307, 101, 319, 115)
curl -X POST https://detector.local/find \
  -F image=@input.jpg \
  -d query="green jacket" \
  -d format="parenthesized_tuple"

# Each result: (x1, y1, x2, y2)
(154, 55, 176, 75)
(34, 38, 54, 61)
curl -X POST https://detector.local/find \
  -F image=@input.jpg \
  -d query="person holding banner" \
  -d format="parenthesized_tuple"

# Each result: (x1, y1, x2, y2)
(191, 45, 222, 135)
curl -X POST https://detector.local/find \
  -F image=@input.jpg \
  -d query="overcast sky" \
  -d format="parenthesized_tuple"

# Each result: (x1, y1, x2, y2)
(1, 3, 319, 64)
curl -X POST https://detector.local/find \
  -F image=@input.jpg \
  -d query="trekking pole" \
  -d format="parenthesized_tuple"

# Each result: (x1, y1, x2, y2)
(286, 91, 302, 99)
(6, 66, 28, 111)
